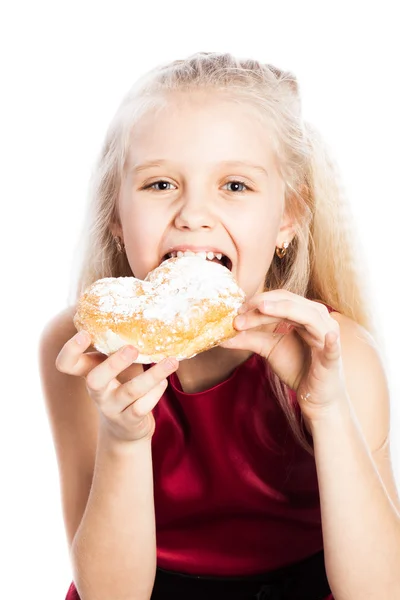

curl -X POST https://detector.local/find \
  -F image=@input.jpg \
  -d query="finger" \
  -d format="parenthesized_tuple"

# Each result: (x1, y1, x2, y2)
(234, 310, 288, 332)
(257, 299, 328, 340)
(85, 345, 140, 394)
(55, 331, 105, 376)
(242, 289, 304, 311)
(114, 357, 179, 411)
(123, 378, 169, 419)
(319, 331, 342, 366)
(292, 326, 325, 349)
(220, 330, 274, 358)
(237, 302, 250, 314)
(238, 293, 276, 313)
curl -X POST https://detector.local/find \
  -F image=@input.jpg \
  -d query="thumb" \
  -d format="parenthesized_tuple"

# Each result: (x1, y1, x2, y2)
(319, 331, 341, 367)
(220, 330, 274, 358)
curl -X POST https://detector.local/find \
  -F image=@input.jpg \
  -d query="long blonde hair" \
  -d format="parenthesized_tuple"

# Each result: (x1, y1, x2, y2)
(68, 52, 382, 454)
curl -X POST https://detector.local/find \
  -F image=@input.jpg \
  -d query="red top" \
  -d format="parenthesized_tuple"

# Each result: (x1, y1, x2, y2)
(150, 303, 336, 576)
(65, 303, 337, 600)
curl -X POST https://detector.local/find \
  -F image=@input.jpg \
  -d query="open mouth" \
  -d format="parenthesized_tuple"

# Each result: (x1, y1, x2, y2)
(162, 250, 233, 271)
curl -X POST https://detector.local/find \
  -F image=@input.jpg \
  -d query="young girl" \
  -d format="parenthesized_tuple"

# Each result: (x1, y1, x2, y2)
(39, 52, 400, 600)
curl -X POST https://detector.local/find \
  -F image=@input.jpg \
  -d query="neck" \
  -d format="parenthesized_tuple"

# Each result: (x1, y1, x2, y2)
(175, 346, 254, 393)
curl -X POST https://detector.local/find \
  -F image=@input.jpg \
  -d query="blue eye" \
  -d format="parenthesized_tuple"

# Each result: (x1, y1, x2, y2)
(223, 180, 249, 193)
(142, 179, 251, 192)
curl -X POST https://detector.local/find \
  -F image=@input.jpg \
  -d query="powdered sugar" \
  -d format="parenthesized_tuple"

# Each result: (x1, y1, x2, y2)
(75, 255, 246, 361)
(91, 256, 244, 323)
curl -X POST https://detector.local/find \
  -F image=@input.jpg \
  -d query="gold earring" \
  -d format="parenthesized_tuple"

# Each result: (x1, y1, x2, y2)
(114, 236, 125, 253)
(275, 241, 290, 258)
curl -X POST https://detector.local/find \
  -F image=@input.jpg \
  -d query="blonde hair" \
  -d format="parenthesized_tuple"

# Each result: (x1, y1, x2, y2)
(69, 51, 382, 454)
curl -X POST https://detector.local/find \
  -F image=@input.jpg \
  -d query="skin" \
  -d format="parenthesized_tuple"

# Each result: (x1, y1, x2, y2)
(111, 92, 296, 392)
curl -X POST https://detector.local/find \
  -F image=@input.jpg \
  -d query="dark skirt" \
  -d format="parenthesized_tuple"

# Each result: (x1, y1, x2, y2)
(66, 550, 333, 600)
(150, 550, 332, 599)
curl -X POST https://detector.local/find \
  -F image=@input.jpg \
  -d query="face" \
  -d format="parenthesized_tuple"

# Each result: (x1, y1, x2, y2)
(113, 93, 294, 300)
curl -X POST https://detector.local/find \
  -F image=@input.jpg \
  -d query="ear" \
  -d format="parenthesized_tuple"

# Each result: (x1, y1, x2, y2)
(109, 223, 123, 239)
(275, 182, 306, 246)
(276, 211, 297, 247)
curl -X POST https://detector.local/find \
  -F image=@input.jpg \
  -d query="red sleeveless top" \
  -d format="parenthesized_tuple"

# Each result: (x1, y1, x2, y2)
(65, 304, 336, 599)
(151, 311, 336, 577)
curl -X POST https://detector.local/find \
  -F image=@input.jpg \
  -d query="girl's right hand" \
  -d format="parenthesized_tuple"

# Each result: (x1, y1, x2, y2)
(55, 330, 179, 443)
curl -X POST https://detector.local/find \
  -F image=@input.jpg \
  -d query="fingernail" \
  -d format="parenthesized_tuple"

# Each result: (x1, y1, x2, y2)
(274, 321, 294, 334)
(121, 346, 136, 360)
(75, 331, 89, 345)
(163, 357, 178, 370)
(235, 315, 246, 327)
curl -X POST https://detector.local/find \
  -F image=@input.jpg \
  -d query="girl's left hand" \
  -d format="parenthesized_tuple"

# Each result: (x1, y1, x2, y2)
(220, 290, 350, 423)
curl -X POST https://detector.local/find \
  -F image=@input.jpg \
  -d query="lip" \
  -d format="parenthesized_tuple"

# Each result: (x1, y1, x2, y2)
(162, 245, 233, 270)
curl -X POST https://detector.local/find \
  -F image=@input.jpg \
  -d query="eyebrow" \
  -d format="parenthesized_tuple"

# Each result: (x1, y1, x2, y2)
(130, 159, 269, 177)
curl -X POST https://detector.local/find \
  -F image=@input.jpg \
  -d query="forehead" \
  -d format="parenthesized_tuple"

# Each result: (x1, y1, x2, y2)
(126, 93, 278, 174)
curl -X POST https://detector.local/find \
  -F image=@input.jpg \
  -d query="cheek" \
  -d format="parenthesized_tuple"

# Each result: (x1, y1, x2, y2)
(123, 202, 162, 242)
(121, 206, 164, 275)
(235, 208, 279, 292)
(237, 210, 277, 256)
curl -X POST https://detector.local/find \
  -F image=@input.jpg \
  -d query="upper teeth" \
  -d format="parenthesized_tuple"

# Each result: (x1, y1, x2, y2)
(167, 250, 224, 261)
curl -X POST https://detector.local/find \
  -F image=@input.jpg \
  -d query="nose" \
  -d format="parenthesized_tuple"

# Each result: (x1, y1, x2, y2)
(173, 191, 217, 231)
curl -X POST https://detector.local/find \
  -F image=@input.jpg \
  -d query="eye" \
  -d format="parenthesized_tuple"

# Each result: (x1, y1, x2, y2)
(142, 180, 176, 192)
(222, 180, 251, 193)
(141, 179, 252, 193)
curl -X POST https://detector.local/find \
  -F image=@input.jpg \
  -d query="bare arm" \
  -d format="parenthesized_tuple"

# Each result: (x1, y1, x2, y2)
(39, 309, 178, 600)
(71, 430, 156, 600)
(311, 401, 400, 599)
(309, 313, 400, 599)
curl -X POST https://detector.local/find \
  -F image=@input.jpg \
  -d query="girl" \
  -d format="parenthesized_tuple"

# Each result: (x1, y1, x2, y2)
(39, 52, 400, 599)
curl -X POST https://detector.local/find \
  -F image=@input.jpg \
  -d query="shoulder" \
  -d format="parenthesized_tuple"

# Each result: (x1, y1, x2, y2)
(39, 305, 96, 354)
(329, 308, 382, 389)
(38, 304, 98, 436)
(38, 306, 77, 377)
(328, 309, 388, 453)
(38, 304, 85, 409)
(40, 305, 77, 340)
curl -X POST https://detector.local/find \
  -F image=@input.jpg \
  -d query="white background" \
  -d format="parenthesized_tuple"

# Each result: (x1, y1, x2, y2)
(1, 1, 399, 598)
